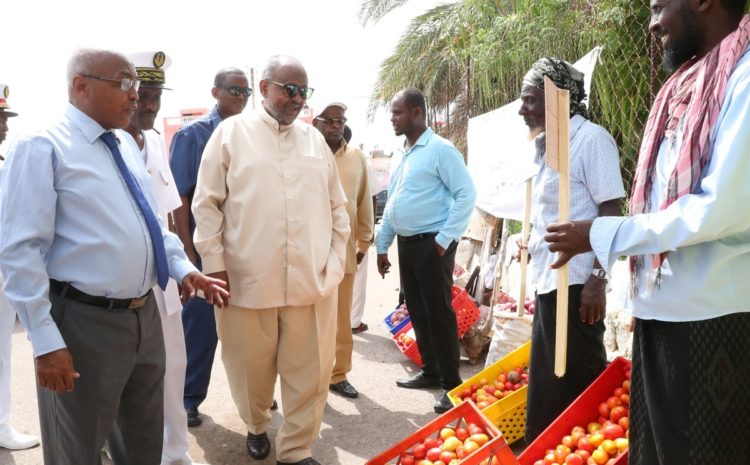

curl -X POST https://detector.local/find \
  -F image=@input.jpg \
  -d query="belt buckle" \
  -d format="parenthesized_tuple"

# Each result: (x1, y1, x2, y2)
(128, 296, 149, 309)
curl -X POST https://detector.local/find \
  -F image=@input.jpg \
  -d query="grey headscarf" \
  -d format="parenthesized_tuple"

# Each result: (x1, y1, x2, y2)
(522, 57, 588, 119)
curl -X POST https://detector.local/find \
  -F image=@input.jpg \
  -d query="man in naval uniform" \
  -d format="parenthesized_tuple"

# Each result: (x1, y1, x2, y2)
(0, 83, 41, 451)
(119, 51, 208, 465)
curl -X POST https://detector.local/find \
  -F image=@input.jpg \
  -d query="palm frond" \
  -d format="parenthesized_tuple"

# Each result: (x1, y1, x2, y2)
(359, 0, 415, 26)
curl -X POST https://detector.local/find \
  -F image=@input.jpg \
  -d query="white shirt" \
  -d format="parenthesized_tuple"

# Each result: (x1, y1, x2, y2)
(529, 115, 625, 294)
(591, 47, 750, 322)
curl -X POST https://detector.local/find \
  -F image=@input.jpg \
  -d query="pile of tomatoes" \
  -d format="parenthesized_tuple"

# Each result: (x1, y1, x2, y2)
(454, 367, 529, 410)
(532, 371, 631, 465)
(390, 421, 493, 465)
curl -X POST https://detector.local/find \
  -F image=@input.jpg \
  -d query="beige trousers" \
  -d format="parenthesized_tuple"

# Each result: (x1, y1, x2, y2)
(331, 273, 355, 384)
(215, 292, 337, 463)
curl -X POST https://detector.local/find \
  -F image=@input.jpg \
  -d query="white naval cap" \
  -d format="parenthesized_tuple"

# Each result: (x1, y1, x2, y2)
(129, 51, 172, 89)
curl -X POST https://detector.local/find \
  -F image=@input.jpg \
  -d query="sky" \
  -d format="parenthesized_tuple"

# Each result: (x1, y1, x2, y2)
(0, 0, 450, 154)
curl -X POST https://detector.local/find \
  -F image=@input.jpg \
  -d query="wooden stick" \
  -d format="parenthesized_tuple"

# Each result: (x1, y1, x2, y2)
(544, 76, 571, 378)
(517, 179, 532, 317)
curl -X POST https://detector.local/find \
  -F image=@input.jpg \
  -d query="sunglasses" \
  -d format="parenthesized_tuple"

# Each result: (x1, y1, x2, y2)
(267, 80, 314, 100)
(222, 86, 253, 97)
(315, 117, 347, 126)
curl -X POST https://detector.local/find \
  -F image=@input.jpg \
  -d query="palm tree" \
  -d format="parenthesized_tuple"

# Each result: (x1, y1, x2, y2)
(360, 0, 659, 192)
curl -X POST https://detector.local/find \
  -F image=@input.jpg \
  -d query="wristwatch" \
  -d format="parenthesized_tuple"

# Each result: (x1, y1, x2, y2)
(592, 268, 607, 280)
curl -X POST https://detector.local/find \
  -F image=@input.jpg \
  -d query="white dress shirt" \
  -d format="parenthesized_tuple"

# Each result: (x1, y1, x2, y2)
(529, 115, 625, 294)
(591, 47, 750, 322)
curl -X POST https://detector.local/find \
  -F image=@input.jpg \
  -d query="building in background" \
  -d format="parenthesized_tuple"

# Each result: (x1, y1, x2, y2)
(162, 108, 209, 152)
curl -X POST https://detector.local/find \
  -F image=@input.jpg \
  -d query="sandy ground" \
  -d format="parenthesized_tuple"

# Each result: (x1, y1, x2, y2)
(0, 243, 498, 465)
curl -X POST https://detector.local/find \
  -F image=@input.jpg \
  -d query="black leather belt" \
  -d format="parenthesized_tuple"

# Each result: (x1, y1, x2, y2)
(49, 279, 151, 310)
(397, 232, 438, 243)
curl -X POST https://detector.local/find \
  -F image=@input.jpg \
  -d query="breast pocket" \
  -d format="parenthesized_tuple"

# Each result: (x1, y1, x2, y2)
(299, 157, 329, 193)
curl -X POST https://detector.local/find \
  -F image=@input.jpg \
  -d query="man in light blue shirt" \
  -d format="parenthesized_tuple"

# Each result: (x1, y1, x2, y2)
(376, 88, 476, 414)
(0, 49, 228, 465)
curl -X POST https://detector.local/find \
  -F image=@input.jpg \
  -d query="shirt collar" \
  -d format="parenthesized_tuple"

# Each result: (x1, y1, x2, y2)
(403, 127, 433, 155)
(209, 106, 223, 127)
(65, 102, 108, 144)
(333, 139, 348, 157)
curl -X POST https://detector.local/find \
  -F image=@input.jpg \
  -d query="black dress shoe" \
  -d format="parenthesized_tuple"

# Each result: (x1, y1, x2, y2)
(246, 432, 271, 460)
(186, 407, 202, 427)
(271, 399, 279, 410)
(396, 372, 440, 389)
(434, 390, 454, 414)
(277, 458, 321, 465)
(329, 380, 359, 398)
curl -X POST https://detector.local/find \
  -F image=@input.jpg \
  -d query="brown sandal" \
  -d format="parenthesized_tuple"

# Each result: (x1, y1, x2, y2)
(351, 322, 369, 334)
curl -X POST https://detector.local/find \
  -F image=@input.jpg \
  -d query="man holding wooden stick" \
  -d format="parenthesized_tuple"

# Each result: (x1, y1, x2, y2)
(518, 57, 625, 443)
(545, 2, 750, 463)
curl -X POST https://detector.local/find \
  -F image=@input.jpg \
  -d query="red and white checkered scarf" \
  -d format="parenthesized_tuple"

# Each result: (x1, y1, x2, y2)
(629, 16, 750, 287)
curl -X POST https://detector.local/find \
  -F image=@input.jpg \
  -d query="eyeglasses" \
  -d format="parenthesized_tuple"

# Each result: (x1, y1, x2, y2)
(222, 86, 253, 97)
(315, 117, 347, 126)
(81, 74, 140, 92)
(267, 80, 314, 100)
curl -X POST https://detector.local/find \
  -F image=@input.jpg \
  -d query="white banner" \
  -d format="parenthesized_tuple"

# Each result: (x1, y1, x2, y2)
(467, 47, 602, 220)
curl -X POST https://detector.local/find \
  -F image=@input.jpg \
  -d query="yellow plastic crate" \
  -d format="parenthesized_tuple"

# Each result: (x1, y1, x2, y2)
(448, 340, 531, 445)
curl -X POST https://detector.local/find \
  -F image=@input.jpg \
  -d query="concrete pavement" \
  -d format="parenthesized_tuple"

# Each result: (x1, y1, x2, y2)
(0, 244, 490, 465)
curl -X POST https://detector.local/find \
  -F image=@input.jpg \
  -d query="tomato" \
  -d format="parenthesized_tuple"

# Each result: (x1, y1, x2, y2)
(618, 416, 629, 431)
(455, 428, 469, 441)
(426, 447, 442, 462)
(413, 444, 426, 459)
(577, 436, 594, 453)
(401, 455, 415, 465)
(598, 402, 610, 419)
(602, 423, 625, 440)
(601, 439, 618, 456)
(565, 454, 584, 465)
(469, 434, 489, 446)
(424, 438, 439, 450)
(606, 396, 622, 410)
(609, 406, 628, 424)
(439, 451, 457, 464)
(591, 449, 609, 465)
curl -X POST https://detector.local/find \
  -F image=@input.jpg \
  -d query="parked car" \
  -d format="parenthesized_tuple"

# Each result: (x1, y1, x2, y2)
(374, 190, 387, 223)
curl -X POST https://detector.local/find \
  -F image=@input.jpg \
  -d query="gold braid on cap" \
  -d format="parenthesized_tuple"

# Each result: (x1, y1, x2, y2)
(136, 68, 166, 86)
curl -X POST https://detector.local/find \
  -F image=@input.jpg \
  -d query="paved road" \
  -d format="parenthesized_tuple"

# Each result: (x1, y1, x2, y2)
(1, 244, 490, 465)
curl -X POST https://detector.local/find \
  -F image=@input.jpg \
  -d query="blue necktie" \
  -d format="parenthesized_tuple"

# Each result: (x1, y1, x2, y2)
(100, 131, 169, 290)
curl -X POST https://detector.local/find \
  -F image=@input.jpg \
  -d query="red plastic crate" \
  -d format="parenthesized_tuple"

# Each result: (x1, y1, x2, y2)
(393, 323, 423, 367)
(366, 400, 517, 465)
(517, 357, 632, 465)
(452, 286, 480, 338)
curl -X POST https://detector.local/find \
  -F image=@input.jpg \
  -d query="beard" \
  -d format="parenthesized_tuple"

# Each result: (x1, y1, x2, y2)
(661, 7, 702, 72)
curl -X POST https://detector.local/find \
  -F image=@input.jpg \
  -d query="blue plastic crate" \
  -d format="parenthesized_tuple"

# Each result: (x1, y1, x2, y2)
(384, 306, 411, 335)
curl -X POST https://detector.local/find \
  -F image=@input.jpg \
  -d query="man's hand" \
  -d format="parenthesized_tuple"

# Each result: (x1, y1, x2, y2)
(514, 238, 530, 263)
(377, 254, 391, 278)
(356, 251, 366, 265)
(544, 220, 594, 268)
(36, 348, 80, 392)
(435, 242, 446, 257)
(579, 276, 607, 324)
(181, 271, 230, 307)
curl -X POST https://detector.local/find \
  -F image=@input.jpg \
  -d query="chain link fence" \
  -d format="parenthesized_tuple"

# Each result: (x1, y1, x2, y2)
(587, 3, 665, 194)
